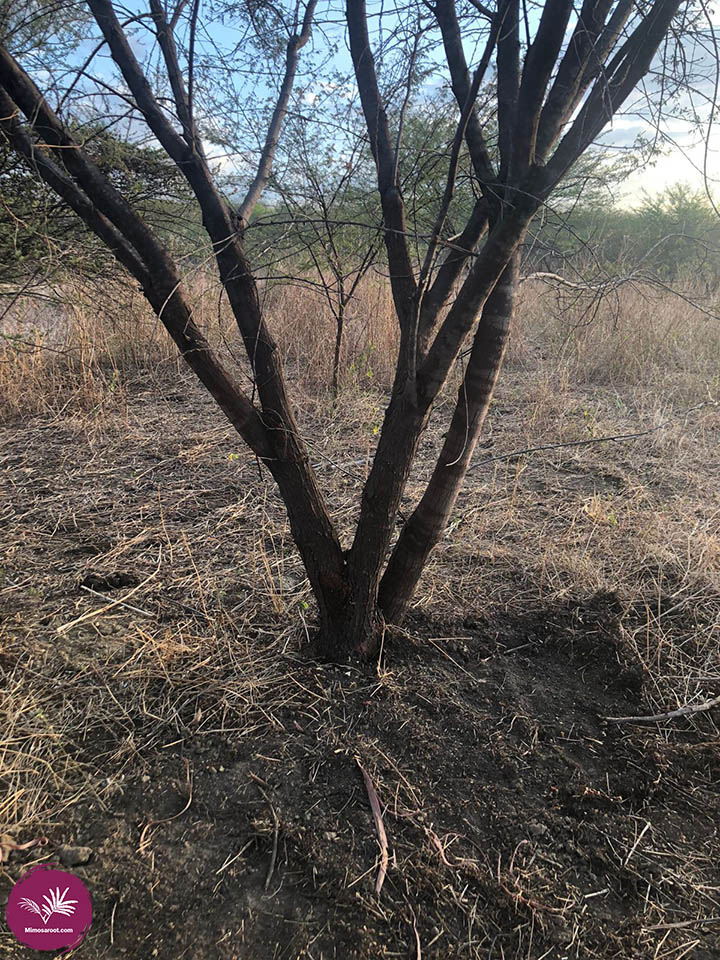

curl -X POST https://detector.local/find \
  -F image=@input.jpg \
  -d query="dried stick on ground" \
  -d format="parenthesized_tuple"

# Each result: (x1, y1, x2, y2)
(357, 760, 389, 895)
(605, 695, 720, 724)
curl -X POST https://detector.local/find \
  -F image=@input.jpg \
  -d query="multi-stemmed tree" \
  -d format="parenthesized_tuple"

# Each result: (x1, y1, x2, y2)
(0, 0, 703, 654)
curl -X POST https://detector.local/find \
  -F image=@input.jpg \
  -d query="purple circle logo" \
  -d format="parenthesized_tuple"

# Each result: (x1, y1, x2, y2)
(5, 865, 92, 952)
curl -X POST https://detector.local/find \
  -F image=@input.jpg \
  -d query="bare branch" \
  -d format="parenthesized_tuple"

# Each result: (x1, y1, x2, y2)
(0, 81, 272, 457)
(346, 0, 417, 329)
(545, 0, 684, 185)
(466, 0, 493, 18)
(514, 0, 575, 171)
(605, 695, 720, 724)
(149, 0, 199, 149)
(433, 0, 496, 188)
(495, 0, 520, 180)
(236, 0, 318, 226)
(534, 0, 620, 160)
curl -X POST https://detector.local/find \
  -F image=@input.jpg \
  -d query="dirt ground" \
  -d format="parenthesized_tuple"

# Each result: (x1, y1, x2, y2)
(1, 361, 719, 959)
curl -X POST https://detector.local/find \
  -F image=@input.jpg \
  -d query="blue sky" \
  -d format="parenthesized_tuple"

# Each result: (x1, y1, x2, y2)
(51, 1, 720, 206)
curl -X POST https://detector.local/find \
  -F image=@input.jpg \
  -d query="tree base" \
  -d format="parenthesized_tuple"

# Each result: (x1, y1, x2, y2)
(314, 603, 385, 661)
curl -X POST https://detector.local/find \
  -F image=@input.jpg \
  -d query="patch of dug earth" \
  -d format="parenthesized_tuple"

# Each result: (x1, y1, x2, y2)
(3, 597, 719, 959)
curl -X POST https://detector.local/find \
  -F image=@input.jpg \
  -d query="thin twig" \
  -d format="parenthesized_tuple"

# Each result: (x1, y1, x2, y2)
(605, 694, 720, 724)
(215, 839, 254, 876)
(623, 820, 651, 867)
(58, 551, 161, 635)
(138, 758, 192, 854)
(262, 794, 280, 892)
(410, 908, 422, 959)
(357, 760, 389, 895)
(79, 584, 154, 619)
(645, 917, 720, 931)
(109, 901, 117, 946)
(468, 400, 717, 473)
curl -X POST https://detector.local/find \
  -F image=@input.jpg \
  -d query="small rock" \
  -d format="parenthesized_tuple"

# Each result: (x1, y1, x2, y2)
(104, 780, 124, 799)
(528, 822, 549, 839)
(58, 844, 93, 867)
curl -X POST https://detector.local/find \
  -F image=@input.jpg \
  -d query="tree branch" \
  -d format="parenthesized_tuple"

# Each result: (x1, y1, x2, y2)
(63, 2, 349, 611)
(495, 0, 520, 181)
(433, 0, 496, 188)
(417, 197, 489, 348)
(149, 0, 199, 150)
(534, 0, 620, 161)
(0, 82, 272, 457)
(346, 0, 417, 331)
(418, 189, 538, 404)
(545, 0, 684, 185)
(514, 0, 575, 171)
(236, 0, 318, 227)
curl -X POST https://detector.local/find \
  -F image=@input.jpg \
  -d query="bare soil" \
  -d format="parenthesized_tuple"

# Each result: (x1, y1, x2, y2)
(1, 367, 719, 959)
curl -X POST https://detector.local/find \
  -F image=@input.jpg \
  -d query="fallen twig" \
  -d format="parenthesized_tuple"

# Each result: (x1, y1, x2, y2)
(357, 760, 389, 895)
(262, 793, 279, 892)
(645, 916, 720, 931)
(623, 820, 651, 867)
(605, 694, 720, 724)
(58, 550, 161, 635)
(0, 834, 48, 863)
(138, 758, 192, 854)
(468, 399, 718, 473)
(109, 901, 117, 947)
(79, 583, 154, 619)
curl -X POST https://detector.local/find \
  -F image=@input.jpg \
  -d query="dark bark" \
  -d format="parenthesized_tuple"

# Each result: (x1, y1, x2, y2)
(534, 0, 620, 160)
(434, 0, 496, 188)
(418, 189, 538, 402)
(417, 198, 488, 351)
(331, 301, 345, 399)
(380, 254, 520, 622)
(85, 0, 351, 620)
(545, 0, 683, 184)
(346, 0, 417, 349)
(495, 0, 520, 181)
(514, 0, 574, 170)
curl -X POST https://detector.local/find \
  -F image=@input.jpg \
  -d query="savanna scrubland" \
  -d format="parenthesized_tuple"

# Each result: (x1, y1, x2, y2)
(1, 0, 720, 956)
(2, 253, 719, 958)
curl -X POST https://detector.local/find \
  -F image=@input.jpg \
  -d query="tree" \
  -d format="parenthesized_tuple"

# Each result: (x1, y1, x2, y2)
(0, 124, 196, 285)
(271, 104, 382, 395)
(0, 0, 704, 656)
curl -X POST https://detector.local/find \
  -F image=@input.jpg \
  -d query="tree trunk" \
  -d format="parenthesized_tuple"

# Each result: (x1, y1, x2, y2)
(379, 253, 520, 623)
(315, 579, 383, 659)
(331, 301, 345, 398)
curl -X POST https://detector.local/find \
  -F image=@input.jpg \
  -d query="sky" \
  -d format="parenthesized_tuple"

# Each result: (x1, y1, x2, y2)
(45, 2, 720, 209)
(622, 133, 719, 205)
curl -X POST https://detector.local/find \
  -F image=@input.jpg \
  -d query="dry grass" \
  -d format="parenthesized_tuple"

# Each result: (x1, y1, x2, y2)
(512, 278, 720, 402)
(0, 269, 400, 417)
(3, 270, 717, 420)
(1, 272, 719, 958)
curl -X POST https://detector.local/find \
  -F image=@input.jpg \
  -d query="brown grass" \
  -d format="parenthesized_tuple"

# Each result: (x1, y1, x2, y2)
(3, 271, 717, 421)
